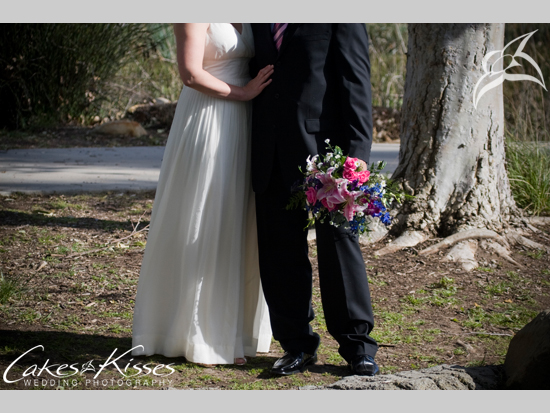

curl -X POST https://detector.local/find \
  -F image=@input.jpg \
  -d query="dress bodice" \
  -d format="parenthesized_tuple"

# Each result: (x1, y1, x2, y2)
(203, 23, 254, 85)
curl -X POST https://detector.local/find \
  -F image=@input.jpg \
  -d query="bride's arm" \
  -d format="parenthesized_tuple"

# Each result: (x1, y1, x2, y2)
(174, 23, 273, 101)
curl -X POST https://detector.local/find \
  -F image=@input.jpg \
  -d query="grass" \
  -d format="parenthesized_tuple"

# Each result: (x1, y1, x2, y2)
(506, 139, 550, 216)
(399, 277, 459, 309)
(367, 24, 407, 109)
(526, 249, 546, 259)
(48, 200, 84, 211)
(460, 303, 538, 331)
(484, 281, 513, 297)
(0, 272, 21, 304)
(372, 310, 443, 346)
(502, 26, 550, 216)
(2, 191, 549, 390)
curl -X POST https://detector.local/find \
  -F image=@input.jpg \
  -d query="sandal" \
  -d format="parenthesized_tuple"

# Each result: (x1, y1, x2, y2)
(234, 357, 247, 366)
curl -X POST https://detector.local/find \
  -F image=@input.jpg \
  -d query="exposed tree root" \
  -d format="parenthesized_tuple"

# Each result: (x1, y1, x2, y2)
(529, 216, 550, 225)
(443, 240, 478, 271)
(505, 231, 550, 253)
(480, 239, 521, 266)
(376, 219, 547, 271)
(522, 219, 550, 242)
(419, 229, 508, 256)
(374, 230, 428, 256)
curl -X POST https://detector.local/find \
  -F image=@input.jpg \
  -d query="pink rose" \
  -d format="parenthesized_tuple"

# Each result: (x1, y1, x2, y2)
(343, 157, 370, 184)
(305, 187, 318, 205)
(344, 157, 359, 171)
(355, 170, 371, 185)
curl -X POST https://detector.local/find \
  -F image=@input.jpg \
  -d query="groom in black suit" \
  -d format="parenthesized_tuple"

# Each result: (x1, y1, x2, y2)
(249, 23, 379, 376)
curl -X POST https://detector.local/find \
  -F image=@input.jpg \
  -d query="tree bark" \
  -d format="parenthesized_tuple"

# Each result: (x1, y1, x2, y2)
(392, 24, 520, 238)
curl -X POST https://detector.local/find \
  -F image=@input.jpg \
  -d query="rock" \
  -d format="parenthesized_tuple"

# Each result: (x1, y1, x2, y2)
(443, 240, 478, 271)
(504, 309, 550, 389)
(93, 120, 147, 137)
(154, 97, 172, 105)
(127, 102, 177, 127)
(359, 217, 389, 245)
(301, 364, 504, 390)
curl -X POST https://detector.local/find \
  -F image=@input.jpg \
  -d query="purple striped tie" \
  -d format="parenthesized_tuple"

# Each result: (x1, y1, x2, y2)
(272, 23, 288, 51)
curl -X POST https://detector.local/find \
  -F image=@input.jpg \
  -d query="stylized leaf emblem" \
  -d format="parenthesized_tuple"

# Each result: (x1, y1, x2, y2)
(81, 360, 96, 373)
(473, 30, 547, 109)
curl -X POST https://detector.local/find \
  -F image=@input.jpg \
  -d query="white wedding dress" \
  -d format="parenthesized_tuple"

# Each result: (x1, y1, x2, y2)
(132, 23, 271, 364)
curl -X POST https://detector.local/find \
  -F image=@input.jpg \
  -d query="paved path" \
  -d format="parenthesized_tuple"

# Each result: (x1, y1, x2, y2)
(0, 144, 400, 195)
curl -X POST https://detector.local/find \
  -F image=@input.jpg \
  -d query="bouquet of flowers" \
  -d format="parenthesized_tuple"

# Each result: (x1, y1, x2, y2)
(287, 140, 407, 236)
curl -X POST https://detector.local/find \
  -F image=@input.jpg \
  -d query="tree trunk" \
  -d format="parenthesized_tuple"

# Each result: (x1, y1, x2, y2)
(392, 23, 520, 238)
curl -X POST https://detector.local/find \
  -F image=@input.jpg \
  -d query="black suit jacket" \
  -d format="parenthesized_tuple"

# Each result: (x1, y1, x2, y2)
(249, 23, 373, 194)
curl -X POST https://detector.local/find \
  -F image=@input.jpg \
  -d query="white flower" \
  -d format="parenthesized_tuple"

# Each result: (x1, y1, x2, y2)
(325, 139, 330, 143)
(335, 155, 341, 159)
(317, 163, 323, 169)
(325, 153, 333, 159)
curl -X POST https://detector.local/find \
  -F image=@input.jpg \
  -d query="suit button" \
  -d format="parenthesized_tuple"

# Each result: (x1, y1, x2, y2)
(274, 93, 280, 99)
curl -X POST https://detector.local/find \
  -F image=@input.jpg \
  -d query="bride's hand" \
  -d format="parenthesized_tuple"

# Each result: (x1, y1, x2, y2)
(242, 65, 274, 100)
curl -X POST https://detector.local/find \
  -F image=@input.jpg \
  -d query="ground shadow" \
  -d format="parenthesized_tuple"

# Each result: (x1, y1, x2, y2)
(0, 210, 146, 232)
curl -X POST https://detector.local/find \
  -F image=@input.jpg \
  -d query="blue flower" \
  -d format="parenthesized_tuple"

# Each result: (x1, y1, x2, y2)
(373, 199, 385, 211)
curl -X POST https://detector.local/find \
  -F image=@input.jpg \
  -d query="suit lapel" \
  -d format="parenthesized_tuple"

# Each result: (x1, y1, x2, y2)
(277, 23, 300, 58)
(260, 23, 278, 61)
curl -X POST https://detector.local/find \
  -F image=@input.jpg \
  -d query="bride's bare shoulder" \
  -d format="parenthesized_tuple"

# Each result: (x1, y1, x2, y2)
(173, 23, 210, 37)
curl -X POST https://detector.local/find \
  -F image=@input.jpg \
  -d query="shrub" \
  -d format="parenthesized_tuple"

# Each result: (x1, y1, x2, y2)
(0, 23, 152, 129)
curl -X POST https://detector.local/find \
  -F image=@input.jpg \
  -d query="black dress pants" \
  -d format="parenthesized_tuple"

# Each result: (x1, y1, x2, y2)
(254, 161, 378, 363)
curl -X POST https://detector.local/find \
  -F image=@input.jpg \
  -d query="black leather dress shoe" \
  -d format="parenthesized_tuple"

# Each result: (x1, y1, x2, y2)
(271, 352, 318, 376)
(350, 355, 379, 376)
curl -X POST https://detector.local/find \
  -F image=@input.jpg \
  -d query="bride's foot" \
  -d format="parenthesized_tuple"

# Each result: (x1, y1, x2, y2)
(234, 357, 247, 366)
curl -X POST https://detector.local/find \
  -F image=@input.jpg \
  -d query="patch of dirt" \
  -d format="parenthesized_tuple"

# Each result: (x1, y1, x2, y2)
(0, 192, 549, 390)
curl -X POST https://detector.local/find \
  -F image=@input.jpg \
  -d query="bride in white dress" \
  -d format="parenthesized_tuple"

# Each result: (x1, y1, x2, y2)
(132, 23, 274, 365)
